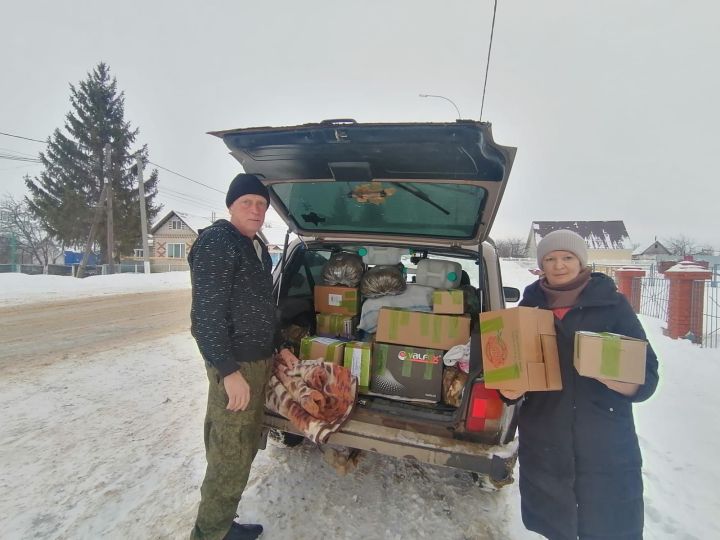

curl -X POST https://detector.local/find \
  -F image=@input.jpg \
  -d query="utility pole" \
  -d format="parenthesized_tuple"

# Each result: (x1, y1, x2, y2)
(135, 153, 151, 274)
(104, 144, 115, 274)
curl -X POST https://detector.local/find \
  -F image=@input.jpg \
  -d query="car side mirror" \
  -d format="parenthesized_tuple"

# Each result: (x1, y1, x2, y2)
(503, 286, 521, 303)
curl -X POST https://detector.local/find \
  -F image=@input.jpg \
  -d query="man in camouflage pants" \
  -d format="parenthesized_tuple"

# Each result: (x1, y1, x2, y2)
(188, 174, 277, 540)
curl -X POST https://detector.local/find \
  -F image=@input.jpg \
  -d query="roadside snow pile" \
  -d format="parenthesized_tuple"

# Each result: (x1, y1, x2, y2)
(0, 271, 191, 306)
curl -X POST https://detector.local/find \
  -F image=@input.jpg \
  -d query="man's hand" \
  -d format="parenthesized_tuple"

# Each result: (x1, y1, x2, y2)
(223, 371, 251, 411)
(597, 378, 639, 397)
(499, 389, 525, 400)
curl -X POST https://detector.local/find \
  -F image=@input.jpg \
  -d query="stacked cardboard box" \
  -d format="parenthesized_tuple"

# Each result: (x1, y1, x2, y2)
(371, 343, 444, 402)
(376, 308, 470, 350)
(432, 290, 464, 315)
(574, 331, 647, 383)
(479, 307, 562, 392)
(344, 341, 372, 393)
(299, 336, 346, 365)
(314, 285, 360, 316)
(314, 285, 359, 339)
(316, 313, 356, 340)
(371, 307, 471, 402)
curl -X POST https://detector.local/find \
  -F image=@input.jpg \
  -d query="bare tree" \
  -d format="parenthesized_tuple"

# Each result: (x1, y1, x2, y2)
(495, 237, 529, 258)
(0, 194, 62, 266)
(663, 235, 701, 257)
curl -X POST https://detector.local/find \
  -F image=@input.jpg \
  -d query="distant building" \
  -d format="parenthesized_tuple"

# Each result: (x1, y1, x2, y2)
(145, 211, 288, 269)
(632, 239, 671, 260)
(527, 220, 633, 263)
(149, 210, 212, 260)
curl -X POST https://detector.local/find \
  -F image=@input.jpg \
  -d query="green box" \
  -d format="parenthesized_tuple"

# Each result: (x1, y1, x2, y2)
(343, 341, 372, 393)
(316, 313, 357, 340)
(299, 336, 346, 364)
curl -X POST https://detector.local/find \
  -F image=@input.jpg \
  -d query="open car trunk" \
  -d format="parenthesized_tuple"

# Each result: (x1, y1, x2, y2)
(272, 239, 512, 447)
(213, 120, 519, 480)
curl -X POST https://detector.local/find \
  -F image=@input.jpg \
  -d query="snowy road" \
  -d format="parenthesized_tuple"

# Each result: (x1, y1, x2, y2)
(3, 271, 713, 539)
(0, 290, 191, 367)
(0, 339, 531, 540)
(0, 290, 533, 540)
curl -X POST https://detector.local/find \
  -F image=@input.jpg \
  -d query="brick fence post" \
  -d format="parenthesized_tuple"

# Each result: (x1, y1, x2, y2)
(665, 262, 712, 342)
(614, 268, 646, 313)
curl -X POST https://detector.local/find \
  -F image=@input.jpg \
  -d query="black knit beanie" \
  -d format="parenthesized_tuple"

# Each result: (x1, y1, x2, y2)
(225, 173, 270, 208)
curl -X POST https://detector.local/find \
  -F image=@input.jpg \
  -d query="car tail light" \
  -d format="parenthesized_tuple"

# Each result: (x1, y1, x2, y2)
(465, 381, 503, 432)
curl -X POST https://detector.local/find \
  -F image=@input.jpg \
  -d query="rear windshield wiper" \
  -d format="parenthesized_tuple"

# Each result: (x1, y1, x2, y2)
(393, 182, 450, 215)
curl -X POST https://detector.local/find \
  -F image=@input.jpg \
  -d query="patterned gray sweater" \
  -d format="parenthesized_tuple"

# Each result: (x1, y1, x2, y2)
(188, 219, 276, 377)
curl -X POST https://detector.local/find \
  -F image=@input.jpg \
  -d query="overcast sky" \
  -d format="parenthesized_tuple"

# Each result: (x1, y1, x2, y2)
(1, 0, 718, 248)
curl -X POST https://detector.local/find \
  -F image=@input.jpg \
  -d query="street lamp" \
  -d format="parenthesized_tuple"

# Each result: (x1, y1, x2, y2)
(418, 94, 462, 119)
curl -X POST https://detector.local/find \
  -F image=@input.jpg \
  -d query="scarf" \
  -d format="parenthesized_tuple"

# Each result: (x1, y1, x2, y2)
(538, 267, 592, 308)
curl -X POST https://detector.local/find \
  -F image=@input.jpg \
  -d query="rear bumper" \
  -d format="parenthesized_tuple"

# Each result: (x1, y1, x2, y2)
(261, 413, 517, 484)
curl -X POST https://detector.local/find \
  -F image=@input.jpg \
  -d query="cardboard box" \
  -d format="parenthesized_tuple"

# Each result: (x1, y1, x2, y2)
(371, 343, 444, 402)
(574, 331, 647, 384)
(375, 308, 470, 350)
(299, 336, 346, 365)
(316, 314, 357, 340)
(433, 290, 464, 315)
(343, 341, 372, 393)
(479, 307, 562, 392)
(314, 285, 360, 316)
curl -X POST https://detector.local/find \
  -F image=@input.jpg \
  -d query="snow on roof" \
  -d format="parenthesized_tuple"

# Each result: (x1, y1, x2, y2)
(174, 212, 214, 234)
(633, 240, 671, 256)
(532, 220, 630, 249)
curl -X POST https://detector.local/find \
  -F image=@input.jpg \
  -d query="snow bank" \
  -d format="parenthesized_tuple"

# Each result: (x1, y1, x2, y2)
(0, 271, 191, 307)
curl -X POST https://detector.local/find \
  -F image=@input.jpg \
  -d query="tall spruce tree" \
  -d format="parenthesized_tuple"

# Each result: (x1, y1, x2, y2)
(25, 62, 161, 262)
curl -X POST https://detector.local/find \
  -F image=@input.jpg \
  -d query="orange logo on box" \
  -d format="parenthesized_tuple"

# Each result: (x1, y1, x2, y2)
(485, 333, 508, 368)
(397, 350, 441, 364)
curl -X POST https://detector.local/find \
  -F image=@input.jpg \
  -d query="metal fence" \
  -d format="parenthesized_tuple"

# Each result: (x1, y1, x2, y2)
(692, 279, 720, 348)
(635, 276, 670, 321)
(47, 264, 72, 276)
(0, 263, 189, 277)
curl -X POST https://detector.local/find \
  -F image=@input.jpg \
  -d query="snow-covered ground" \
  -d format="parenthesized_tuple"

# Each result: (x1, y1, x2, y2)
(0, 263, 717, 539)
(0, 271, 191, 307)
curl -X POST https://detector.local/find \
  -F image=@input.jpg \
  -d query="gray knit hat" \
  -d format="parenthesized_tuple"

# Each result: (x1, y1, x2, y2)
(536, 229, 588, 268)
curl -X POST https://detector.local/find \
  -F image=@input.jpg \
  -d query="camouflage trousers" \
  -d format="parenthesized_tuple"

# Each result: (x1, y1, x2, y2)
(190, 357, 273, 540)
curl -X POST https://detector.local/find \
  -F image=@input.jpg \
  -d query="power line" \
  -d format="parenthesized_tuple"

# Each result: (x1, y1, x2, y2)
(479, 0, 499, 122)
(0, 151, 41, 163)
(178, 210, 216, 221)
(162, 186, 222, 207)
(0, 128, 226, 199)
(0, 164, 41, 172)
(161, 191, 221, 212)
(147, 160, 224, 194)
(0, 146, 38, 157)
(0, 131, 46, 144)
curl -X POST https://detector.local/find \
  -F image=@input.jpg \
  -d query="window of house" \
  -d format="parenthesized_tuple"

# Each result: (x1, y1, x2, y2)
(170, 219, 185, 230)
(134, 249, 144, 258)
(167, 243, 185, 258)
(0, 210, 10, 223)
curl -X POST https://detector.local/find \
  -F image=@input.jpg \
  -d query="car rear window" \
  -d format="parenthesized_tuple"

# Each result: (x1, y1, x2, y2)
(270, 181, 486, 239)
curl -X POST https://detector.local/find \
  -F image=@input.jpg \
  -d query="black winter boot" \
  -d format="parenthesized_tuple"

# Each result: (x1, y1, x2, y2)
(223, 522, 263, 540)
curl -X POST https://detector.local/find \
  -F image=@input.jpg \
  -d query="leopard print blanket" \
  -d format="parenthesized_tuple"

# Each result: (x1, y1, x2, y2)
(265, 349, 358, 444)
